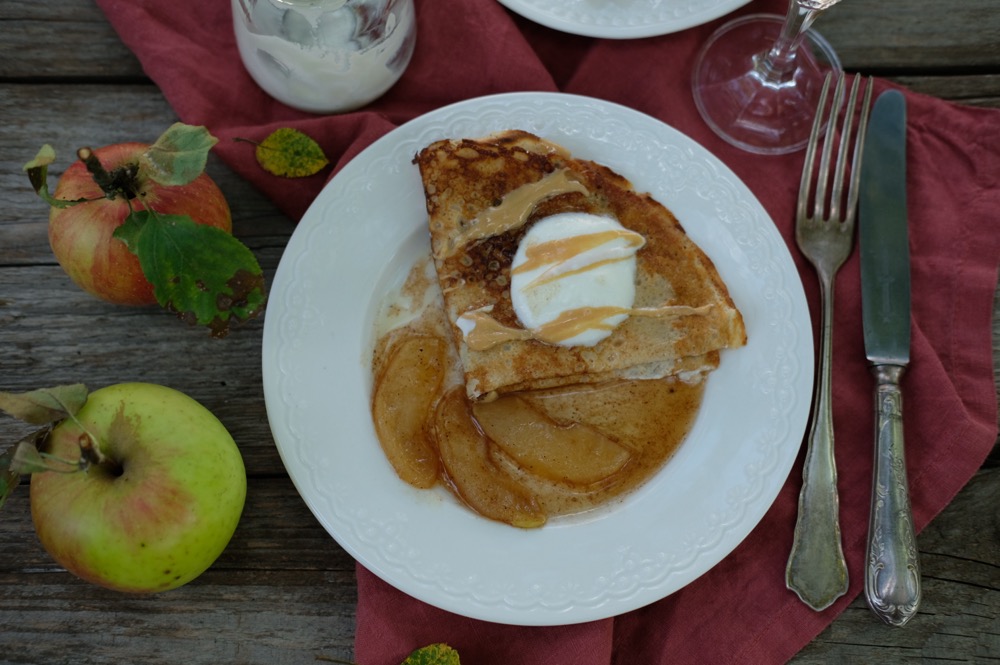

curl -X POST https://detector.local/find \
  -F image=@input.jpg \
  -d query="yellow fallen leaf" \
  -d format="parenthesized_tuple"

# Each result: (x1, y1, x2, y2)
(400, 643, 460, 665)
(253, 127, 329, 178)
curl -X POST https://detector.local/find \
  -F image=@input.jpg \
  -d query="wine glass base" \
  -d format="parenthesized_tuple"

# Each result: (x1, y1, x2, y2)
(692, 13, 842, 155)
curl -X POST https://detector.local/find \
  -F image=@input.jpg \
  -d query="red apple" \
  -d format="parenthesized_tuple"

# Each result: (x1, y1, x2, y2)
(47, 142, 232, 305)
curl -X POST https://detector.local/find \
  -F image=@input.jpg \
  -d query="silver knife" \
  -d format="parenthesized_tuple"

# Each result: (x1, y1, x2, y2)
(858, 89, 921, 627)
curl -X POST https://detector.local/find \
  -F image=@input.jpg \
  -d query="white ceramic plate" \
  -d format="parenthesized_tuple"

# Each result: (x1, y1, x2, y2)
(496, 0, 750, 38)
(262, 91, 812, 626)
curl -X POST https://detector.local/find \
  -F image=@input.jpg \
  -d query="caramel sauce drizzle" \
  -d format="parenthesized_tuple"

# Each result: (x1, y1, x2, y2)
(441, 169, 589, 257)
(461, 304, 713, 351)
(513, 228, 646, 288)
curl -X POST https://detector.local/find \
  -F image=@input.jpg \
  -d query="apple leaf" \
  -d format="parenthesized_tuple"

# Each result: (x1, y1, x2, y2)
(2, 426, 85, 479)
(22, 145, 89, 209)
(0, 384, 89, 425)
(0, 447, 20, 510)
(114, 210, 266, 337)
(140, 123, 219, 187)
(9, 435, 56, 474)
(400, 644, 461, 665)
(0, 385, 89, 497)
(253, 128, 330, 178)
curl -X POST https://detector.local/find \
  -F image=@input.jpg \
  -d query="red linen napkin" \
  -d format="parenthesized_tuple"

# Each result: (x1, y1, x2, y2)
(93, 0, 998, 662)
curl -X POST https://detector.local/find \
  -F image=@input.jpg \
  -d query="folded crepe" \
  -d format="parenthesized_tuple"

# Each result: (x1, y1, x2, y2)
(414, 130, 746, 400)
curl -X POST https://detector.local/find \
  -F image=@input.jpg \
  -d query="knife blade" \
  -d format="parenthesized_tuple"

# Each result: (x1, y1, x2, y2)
(858, 88, 921, 627)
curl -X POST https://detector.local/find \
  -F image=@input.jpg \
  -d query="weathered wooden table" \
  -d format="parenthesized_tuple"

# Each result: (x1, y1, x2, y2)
(1, 1, 997, 662)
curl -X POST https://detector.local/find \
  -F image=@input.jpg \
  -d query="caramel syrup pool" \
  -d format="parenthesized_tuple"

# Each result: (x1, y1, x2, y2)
(369, 256, 706, 527)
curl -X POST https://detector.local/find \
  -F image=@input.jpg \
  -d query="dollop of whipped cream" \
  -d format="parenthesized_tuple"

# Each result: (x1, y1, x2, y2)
(509, 212, 645, 347)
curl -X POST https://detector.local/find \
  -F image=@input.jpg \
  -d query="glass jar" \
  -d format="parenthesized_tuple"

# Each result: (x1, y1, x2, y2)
(232, 0, 416, 114)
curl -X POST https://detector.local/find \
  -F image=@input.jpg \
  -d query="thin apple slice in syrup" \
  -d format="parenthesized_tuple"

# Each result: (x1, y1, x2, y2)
(371, 334, 447, 489)
(433, 388, 546, 529)
(473, 395, 631, 485)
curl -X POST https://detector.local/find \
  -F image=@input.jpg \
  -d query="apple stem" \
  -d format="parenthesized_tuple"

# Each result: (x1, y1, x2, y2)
(58, 408, 108, 469)
(77, 147, 141, 201)
(77, 432, 107, 468)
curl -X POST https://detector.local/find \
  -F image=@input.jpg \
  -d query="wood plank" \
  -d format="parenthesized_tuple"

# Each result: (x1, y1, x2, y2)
(0, 478, 358, 665)
(3, 464, 997, 663)
(889, 74, 1000, 108)
(0, 82, 182, 258)
(792, 468, 1000, 662)
(2, 475, 357, 574)
(0, 82, 296, 476)
(820, 0, 1000, 72)
(0, 83, 294, 262)
(3, 0, 1000, 81)
(0, 262, 286, 476)
(0, 1, 143, 80)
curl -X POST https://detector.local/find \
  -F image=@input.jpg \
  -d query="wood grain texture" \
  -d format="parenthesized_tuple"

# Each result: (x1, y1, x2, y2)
(0, 478, 358, 665)
(0, 0, 997, 663)
(820, 0, 1000, 72)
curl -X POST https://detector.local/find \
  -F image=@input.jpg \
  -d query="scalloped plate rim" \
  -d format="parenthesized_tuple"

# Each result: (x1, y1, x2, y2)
(495, 0, 752, 38)
(261, 91, 813, 626)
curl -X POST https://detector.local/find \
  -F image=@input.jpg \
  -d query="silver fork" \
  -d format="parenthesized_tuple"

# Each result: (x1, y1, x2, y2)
(786, 73, 874, 611)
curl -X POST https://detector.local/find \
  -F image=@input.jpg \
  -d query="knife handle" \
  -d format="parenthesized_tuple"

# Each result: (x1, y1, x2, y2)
(864, 364, 921, 626)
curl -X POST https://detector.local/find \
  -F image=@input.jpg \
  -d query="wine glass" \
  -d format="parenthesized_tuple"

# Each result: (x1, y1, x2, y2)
(691, 0, 844, 155)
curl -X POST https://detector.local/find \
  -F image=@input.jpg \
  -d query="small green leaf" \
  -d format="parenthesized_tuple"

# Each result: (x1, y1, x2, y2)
(0, 384, 89, 425)
(9, 438, 53, 474)
(22, 145, 85, 209)
(254, 128, 330, 178)
(0, 447, 21, 510)
(5, 428, 84, 477)
(400, 644, 461, 665)
(23, 144, 56, 174)
(141, 123, 219, 186)
(114, 211, 266, 337)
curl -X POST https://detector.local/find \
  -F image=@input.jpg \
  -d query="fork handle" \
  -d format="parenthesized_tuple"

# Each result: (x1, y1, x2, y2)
(864, 364, 921, 626)
(786, 275, 849, 611)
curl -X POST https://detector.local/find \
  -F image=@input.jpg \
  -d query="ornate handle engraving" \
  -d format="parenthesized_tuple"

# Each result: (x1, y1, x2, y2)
(864, 364, 920, 626)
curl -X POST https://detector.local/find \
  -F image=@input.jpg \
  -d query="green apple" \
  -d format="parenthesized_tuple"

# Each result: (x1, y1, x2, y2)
(29, 382, 246, 592)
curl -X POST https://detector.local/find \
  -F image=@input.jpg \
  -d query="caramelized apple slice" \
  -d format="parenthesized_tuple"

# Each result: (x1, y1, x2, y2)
(473, 395, 631, 486)
(433, 388, 546, 528)
(371, 334, 447, 489)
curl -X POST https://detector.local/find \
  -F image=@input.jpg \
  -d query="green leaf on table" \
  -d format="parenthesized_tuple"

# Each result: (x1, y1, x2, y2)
(0, 384, 89, 425)
(140, 123, 219, 186)
(400, 643, 461, 665)
(254, 127, 330, 178)
(22, 145, 86, 209)
(114, 211, 267, 337)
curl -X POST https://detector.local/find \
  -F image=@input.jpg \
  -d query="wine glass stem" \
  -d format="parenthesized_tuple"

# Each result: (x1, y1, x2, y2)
(755, 1, 822, 84)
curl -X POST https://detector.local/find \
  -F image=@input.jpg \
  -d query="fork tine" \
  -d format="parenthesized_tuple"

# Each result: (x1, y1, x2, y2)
(843, 78, 875, 224)
(797, 73, 835, 223)
(828, 76, 862, 221)
(812, 76, 846, 222)
(830, 76, 874, 223)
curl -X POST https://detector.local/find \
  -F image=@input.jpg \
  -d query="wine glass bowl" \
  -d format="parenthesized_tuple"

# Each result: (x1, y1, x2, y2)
(692, 1, 844, 155)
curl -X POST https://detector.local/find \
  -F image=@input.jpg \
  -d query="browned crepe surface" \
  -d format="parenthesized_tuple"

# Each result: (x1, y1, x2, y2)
(414, 130, 747, 400)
